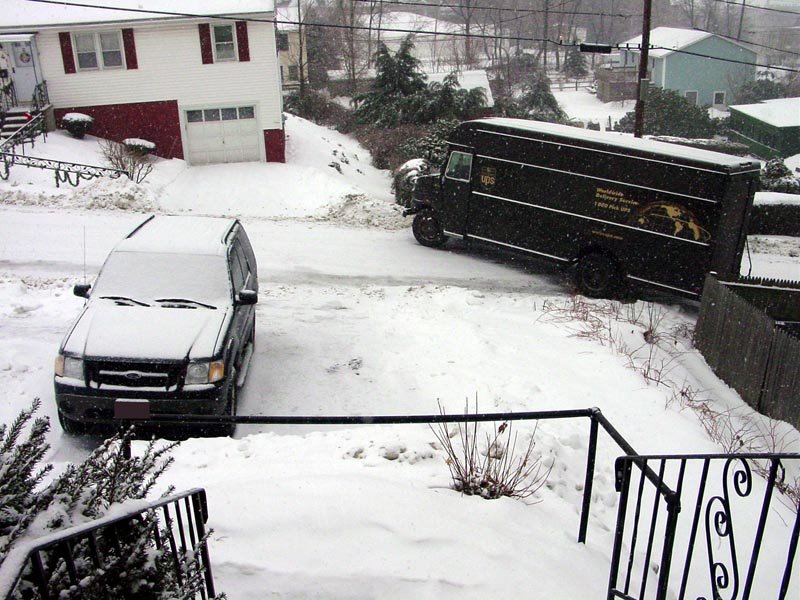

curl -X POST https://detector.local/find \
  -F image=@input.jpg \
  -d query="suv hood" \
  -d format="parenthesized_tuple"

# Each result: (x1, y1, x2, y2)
(63, 304, 229, 361)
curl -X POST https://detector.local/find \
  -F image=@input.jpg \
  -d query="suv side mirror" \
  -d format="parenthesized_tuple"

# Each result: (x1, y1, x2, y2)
(237, 289, 258, 306)
(73, 283, 91, 298)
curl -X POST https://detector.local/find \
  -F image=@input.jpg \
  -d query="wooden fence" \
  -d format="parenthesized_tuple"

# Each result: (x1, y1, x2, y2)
(695, 274, 800, 431)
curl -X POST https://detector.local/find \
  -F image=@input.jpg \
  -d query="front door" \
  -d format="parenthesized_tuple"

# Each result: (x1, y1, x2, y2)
(9, 40, 37, 103)
(439, 149, 473, 236)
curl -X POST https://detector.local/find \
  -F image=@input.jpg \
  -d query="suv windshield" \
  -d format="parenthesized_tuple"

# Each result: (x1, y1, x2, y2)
(91, 251, 231, 307)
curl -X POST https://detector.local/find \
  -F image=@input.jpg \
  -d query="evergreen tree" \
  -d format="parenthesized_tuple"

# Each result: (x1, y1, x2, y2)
(735, 73, 787, 104)
(355, 37, 427, 127)
(519, 69, 566, 123)
(615, 86, 717, 138)
(0, 402, 222, 599)
(562, 43, 588, 79)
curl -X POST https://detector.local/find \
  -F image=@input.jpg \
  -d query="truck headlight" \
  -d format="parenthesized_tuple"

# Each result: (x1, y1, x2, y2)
(185, 360, 225, 385)
(55, 355, 84, 379)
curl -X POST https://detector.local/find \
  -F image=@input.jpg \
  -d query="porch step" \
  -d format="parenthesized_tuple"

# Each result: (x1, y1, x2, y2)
(1, 109, 37, 141)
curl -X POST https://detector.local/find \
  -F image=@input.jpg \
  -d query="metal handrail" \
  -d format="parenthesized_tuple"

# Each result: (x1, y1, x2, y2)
(0, 488, 214, 600)
(31, 80, 49, 112)
(608, 453, 800, 600)
(131, 406, 654, 545)
(0, 79, 17, 113)
(0, 151, 128, 187)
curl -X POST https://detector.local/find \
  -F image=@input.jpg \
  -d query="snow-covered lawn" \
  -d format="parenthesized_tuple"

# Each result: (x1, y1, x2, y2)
(0, 117, 798, 599)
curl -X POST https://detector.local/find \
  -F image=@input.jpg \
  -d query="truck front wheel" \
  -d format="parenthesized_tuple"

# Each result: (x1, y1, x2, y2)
(412, 210, 447, 248)
(575, 253, 621, 298)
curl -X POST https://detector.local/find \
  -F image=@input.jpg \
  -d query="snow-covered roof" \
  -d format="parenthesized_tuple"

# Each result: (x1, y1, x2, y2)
(471, 118, 761, 168)
(426, 70, 495, 107)
(621, 27, 713, 58)
(115, 215, 236, 256)
(378, 11, 465, 39)
(1, 0, 275, 30)
(729, 97, 800, 128)
(275, 0, 299, 32)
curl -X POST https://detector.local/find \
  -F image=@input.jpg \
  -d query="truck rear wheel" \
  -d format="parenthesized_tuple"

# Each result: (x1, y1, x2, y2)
(575, 253, 621, 298)
(412, 210, 447, 248)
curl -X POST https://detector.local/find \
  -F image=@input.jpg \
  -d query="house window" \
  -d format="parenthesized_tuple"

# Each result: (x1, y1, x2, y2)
(73, 31, 124, 70)
(287, 65, 299, 81)
(713, 91, 726, 106)
(212, 24, 236, 61)
(277, 32, 289, 52)
(684, 90, 698, 106)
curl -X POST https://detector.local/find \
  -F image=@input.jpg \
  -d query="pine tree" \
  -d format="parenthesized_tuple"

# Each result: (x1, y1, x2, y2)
(562, 43, 588, 79)
(615, 86, 717, 138)
(0, 402, 223, 599)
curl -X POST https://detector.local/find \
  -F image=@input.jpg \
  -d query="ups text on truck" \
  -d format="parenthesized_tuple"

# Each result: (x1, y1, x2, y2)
(407, 118, 761, 298)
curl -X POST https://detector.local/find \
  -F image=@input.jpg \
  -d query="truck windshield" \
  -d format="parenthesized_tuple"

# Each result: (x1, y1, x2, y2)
(445, 151, 473, 181)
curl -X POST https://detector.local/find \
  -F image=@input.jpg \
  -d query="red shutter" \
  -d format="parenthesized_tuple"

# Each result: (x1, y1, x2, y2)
(122, 28, 138, 70)
(236, 21, 250, 62)
(58, 32, 76, 74)
(199, 23, 213, 64)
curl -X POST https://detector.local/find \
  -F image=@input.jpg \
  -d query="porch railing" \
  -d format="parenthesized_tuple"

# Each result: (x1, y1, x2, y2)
(31, 80, 49, 113)
(0, 79, 17, 114)
(608, 453, 800, 600)
(0, 488, 216, 600)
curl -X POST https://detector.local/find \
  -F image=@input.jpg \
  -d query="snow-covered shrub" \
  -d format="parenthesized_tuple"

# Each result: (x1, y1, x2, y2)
(392, 158, 430, 207)
(0, 401, 221, 599)
(761, 158, 800, 194)
(61, 112, 93, 139)
(100, 138, 153, 183)
(122, 137, 156, 156)
(430, 403, 553, 501)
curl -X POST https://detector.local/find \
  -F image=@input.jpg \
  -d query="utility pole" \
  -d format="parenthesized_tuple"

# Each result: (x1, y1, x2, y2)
(737, 0, 747, 40)
(633, 0, 652, 138)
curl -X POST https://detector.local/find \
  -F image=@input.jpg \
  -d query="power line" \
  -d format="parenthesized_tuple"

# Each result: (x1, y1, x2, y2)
(351, 0, 641, 19)
(705, 28, 800, 58)
(707, 0, 800, 16)
(21, 0, 799, 73)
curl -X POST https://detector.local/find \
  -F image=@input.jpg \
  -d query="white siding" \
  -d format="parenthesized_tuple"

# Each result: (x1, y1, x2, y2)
(36, 19, 283, 130)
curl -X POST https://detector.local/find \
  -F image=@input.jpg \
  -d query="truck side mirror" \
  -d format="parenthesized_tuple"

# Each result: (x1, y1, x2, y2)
(73, 283, 91, 298)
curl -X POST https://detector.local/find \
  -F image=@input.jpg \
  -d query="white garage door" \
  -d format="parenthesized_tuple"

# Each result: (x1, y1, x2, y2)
(185, 106, 261, 165)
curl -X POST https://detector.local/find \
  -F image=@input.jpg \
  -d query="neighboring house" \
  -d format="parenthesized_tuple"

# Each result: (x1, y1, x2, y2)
(276, 0, 308, 93)
(0, 0, 285, 165)
(728, 97, 800, 158)
(379, 12, 510, 73)
(616, 27, 756, 107)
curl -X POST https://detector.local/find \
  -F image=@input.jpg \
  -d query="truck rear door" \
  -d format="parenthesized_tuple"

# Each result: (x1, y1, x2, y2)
(439, 149, 474, 236)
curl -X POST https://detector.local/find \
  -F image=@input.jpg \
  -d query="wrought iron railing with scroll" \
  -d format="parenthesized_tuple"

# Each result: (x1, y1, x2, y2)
(608, 453, 800, 600)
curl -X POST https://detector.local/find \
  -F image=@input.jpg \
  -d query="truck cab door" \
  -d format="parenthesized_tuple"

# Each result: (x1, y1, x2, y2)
(439, 149, 474, 236)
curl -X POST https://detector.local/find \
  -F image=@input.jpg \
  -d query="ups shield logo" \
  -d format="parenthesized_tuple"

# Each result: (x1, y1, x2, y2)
(480, 166, 497, 188)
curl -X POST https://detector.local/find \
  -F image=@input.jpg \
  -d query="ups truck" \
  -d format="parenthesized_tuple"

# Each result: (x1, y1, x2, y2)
(407, 118, 761, 298)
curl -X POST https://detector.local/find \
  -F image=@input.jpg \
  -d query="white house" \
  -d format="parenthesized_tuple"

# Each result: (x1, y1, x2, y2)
(0, 0, 285, 164)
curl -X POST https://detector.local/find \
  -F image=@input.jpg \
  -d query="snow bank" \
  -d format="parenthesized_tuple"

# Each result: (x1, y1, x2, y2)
(0, 177, 159, 212)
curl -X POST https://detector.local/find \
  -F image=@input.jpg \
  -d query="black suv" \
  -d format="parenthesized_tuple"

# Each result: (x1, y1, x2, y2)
(54, 215, 258, 436)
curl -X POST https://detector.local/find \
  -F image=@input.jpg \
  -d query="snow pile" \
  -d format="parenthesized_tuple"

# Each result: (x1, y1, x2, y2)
(0, 177, 158, 212)
(319, 193, 407, 229)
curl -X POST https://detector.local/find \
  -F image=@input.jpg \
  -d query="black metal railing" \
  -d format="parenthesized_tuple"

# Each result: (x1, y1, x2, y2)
(0, 488, 215, 600)
(31, 81, 49, 113)
(0, 151, 128, 187)
(608, 453, 800, 600)
(134, 407, 655, 545)
(1, 79, 17, 114)
(0, 113, 46, 155)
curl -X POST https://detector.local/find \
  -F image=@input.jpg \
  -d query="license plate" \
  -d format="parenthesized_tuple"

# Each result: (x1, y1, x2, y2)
(114, 399, 151, 420)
